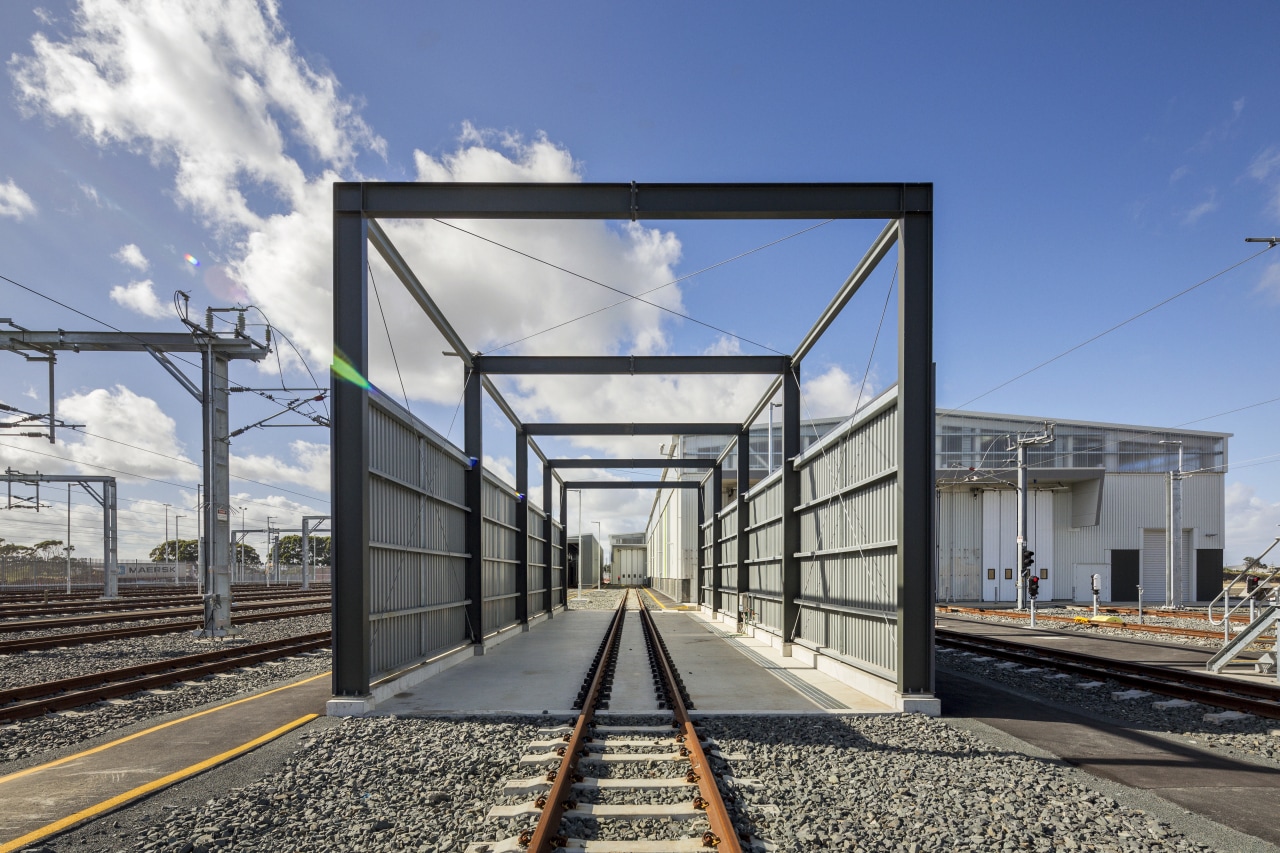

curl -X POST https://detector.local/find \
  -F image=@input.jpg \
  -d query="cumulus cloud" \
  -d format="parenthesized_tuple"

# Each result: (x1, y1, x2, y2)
(0, 385, 196, 482)
(109, 279, 168, 318)
(113, 243, 149, 270)
(1225, 481, 1280, 565)
(232, 440, 329, 492)
(1182, 190, 1218, 225)
(0, 178, 36, 220)
(1256, 262, 1280, 303)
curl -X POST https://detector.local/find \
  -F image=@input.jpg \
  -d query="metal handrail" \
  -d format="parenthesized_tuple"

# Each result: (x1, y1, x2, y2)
(1208, 536, 1280, 628)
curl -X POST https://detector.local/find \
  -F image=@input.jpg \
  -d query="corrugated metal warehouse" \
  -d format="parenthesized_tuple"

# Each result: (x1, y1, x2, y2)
(646, 404, 1229, 606)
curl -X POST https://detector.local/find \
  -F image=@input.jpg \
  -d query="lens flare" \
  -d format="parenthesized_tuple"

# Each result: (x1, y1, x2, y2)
(331, 351, 372, 390)
(184, 254, 200, 267)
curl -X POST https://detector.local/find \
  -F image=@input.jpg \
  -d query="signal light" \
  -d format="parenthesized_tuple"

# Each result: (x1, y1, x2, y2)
(1027, 576, 1040, 600)
(1022, 549, 1035, 570)
(1247, 575, 1260, 595)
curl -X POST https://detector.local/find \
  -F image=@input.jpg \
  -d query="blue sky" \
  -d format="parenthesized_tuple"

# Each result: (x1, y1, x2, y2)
(1, 1, 1278, 563)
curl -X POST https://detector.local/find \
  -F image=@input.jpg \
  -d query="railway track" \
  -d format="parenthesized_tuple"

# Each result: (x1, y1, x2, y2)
(469, 590, 750, 853)
(0, 588, 329, 619)
(0, 595, 331, 634)
(0, 631, 330, 723)
(936, 604, 1273, 644)
(0, 604, 332, 653)
(937, 627, 1280, 720)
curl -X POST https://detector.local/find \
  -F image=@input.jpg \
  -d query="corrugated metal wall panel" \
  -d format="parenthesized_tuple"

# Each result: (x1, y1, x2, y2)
(527, 504, 546, 616)
(367, 399, 470, 681)
(789, 400, 899, 675)
(937, 491, 982, 600)
(480, 474, 519, 633)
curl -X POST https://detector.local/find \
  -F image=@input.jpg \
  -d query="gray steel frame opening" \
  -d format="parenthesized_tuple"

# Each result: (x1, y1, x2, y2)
(333, 181, 933, 703)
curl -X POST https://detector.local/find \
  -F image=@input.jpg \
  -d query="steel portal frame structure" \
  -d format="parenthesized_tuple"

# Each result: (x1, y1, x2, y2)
(333, 181, 933, 705)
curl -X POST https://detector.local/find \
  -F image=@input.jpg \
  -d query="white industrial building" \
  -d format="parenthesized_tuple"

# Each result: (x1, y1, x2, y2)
(645, 403, 1229, 605)
(608, 532, 647, 586)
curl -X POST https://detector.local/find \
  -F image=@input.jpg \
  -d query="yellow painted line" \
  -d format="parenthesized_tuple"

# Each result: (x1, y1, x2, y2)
(0, 670, 330, 787)
(642, 587, 668, 610)
(0, 713, 319, 853)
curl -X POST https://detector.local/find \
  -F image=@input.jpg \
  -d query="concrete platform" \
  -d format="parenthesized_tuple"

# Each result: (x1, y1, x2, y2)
(374, 601, 893, 717)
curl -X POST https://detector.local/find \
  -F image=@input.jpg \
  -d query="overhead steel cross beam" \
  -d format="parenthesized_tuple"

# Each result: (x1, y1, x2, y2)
(471, 355, 789, 375)
(337, 181, 932, 220)
(0, 330, 268, 356)
(547, 458, 714, 469)
(560, 480, 703, 490)
(2, 471, 118, 598)
(524, 423, 739, 436)
(0, 326, 268, 634)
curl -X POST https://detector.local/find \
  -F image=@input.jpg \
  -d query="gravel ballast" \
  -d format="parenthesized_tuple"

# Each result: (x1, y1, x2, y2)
(24, 712, 1219, 853)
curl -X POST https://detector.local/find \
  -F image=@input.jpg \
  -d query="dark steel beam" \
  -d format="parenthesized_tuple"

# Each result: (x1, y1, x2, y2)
(472, 355, 789, 376)
(560, 482, 572, 592)
(711, 464, 722, 617)
(792, 220, 899, 364)
(0, 331, 268, 358)
(697, 487, 706, 609)
(736, 431, 750, 613)
(525, 423, 740, 436)
(516, 428, 529, 624)
(897, 210, 935, 696)
(781, 366, 801, 645)
(464, 368, 484, 643)
(336, 181, 933, 220)
(546, 458, 714, 469)
(332, 204, 370, 697)
(560, 480, 702, 490)
(543, 464, 554, 616)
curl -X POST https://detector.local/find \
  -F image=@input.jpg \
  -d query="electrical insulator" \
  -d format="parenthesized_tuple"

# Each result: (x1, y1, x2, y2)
(205, 307, 214, 331)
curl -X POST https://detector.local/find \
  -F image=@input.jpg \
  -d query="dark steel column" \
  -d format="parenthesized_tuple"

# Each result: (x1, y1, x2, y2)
(559, 482, 570, 597)
(515, 428, 530, 623)
(897, 210, 935, 695)
(711, 464, 723, 615)
(781, 363, 801, 646)
(696, 486, 706, 608)
(543, 465, 554, 615)
(464, 368, 484, 643)
(735, 431, 750, 616)
(332, 199, 370, 696)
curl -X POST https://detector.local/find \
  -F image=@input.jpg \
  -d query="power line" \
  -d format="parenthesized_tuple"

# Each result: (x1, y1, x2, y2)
(0, 440, 329, 509)
(942, 244, 1277, 416)
(484, 220, 834, 355)
(431, 219, 787, 356)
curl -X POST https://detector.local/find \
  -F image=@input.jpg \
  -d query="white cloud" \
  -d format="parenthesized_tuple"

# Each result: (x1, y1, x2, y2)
(1226, 482, 1280, 565)
(1182, 190, 1218, 225)
(0, 385, 196, 482)
(113, 243, 149, 270)
(1255, 262, 1280, 303)
(1168, 165, 1190, 184)
(109, 278, 169, 318)
(0, 178, 36, 220)
(232, 440, 329, 492)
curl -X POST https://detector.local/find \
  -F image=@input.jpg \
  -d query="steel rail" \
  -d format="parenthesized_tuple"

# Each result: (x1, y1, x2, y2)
(0, 589, 331, 618)
(0, 631, 330, 723)
(0, 605, 332, 653)
(0, 596, 331, 633)
(936, 606, 1267, 642)
(637, 596, 743, 852)
(937, 629, 1280, 719)
(526, 591, 629, 853)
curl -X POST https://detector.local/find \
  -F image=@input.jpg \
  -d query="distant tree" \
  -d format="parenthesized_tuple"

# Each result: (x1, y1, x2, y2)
(276, 534, 303, 565)
(234, 542, 262, 566)
(311, 535, 331, 566)
(150, 539, 199, 562)
(32, 539, 64, 560)
(0, 542, 33, 559)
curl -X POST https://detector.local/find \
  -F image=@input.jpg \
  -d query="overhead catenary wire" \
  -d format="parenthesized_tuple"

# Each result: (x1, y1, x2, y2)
(482, 219, 835, 355)
(430, 219, 788, 356)
(941, 244, 1277, 416)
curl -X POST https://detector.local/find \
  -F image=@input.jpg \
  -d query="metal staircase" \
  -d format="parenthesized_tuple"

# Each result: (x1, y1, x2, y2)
(1206, 537, 1280, 677)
